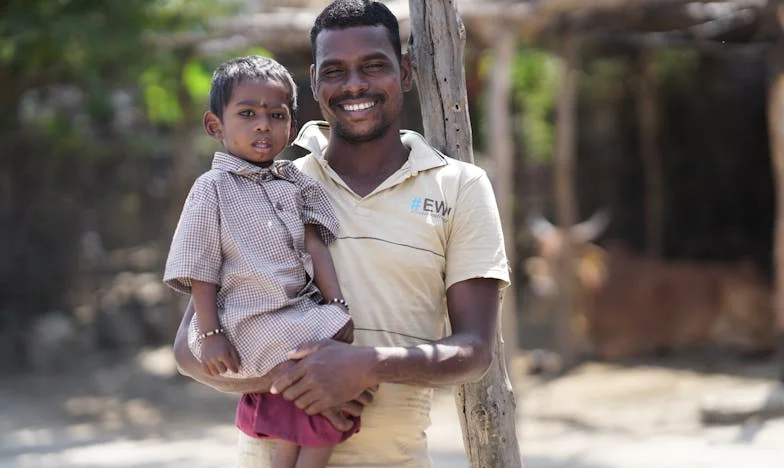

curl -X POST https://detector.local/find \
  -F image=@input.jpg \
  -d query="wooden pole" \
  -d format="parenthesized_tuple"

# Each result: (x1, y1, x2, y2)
(488, 29, 519, 359)
(637, 48, 665, 258)
(553, 32, 580, 368)
(769, 1, 784, 381)
(408, 1, 523, 467)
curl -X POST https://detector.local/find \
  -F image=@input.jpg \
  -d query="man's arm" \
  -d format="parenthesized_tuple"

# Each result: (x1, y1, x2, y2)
(174, 297, 375, 431)
(271, 277, 500, 414)
(173, 297, 276, 394)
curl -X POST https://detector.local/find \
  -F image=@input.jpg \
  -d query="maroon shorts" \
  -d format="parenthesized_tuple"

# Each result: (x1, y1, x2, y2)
(236, 393, 360, 447)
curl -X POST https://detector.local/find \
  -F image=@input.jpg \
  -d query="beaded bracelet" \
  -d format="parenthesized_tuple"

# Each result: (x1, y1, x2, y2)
(198, 328, 225, 340)
(330, 297, 350, 312)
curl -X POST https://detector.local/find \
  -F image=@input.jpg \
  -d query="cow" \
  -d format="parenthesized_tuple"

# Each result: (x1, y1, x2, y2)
(524, 213, 775, 361)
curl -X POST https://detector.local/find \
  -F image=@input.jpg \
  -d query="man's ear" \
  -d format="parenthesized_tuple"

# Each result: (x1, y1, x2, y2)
(310, 64, 318, 102)
(203, 111, 223, 143)
(400, 53, 414, 93)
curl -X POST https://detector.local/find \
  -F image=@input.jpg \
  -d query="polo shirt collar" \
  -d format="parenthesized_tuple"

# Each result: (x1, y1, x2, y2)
(292, 120, 448, 174)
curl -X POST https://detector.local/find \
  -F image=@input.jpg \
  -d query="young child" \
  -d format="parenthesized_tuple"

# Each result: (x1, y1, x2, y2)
(163, 55, 358, 468)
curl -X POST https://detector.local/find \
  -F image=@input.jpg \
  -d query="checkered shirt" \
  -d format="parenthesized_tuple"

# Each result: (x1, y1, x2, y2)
(163, 152, 351, 378)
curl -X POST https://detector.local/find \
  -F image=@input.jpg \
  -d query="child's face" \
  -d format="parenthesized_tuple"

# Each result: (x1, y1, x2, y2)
(212, 78, 294, 166)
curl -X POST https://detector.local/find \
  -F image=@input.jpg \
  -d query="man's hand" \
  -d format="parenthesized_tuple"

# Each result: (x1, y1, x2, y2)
(270, 340, 378, 415)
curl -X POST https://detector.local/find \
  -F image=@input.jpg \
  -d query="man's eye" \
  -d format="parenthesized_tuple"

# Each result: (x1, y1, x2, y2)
(322, 68, 342, 78)
(365, 63, 384, 72)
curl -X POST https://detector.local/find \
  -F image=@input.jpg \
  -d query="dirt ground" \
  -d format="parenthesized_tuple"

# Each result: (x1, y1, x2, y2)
(1, 347, 782, 468)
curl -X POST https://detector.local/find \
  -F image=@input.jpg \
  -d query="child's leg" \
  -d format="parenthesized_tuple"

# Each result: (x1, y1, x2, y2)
(271, 440, 300, 468)
(295, 445, 334, 468)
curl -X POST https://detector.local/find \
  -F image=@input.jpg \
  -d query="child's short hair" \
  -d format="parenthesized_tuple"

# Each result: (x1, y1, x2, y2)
(310, 0, 402, 64)
(209, 55, 297, 120)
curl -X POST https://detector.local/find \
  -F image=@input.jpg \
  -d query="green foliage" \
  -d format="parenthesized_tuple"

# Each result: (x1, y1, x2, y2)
(183, 60, 212, 101)
(490, 48, 559, 164)
(0, 0, 251, 328)
(140, 66, 182, 124)
(138, 46, 273, 125)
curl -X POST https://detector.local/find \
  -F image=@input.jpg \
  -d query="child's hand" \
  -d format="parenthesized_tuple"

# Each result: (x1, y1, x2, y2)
(201, 334, 240, 376)
(332, 319, 354, 343)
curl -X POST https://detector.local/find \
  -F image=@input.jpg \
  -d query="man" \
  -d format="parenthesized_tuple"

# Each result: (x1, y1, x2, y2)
(174, 1, 510, 466)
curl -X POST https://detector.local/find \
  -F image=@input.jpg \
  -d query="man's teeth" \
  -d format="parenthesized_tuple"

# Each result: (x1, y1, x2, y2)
(343, 101, 375, 111)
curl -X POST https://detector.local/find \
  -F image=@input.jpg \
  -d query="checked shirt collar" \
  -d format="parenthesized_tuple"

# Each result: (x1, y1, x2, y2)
(211, 151, 299, 182)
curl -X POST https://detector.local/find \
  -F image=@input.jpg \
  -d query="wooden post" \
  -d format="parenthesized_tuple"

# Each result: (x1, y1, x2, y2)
(407, 1, 523, 467)
(488, 29, 519, 359)
(696, 4, 784, 424)
(637, 48, 665, 258)
(553, 32, 580, 368)
(769, 3, 784, 380)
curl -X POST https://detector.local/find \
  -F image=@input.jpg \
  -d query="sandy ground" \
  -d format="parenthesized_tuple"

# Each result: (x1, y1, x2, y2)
(1, 347, 783, 468)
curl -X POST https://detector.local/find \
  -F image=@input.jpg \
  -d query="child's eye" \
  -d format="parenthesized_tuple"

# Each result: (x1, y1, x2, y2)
(239, 109, 255, 117)
(271, 112, 286, 120)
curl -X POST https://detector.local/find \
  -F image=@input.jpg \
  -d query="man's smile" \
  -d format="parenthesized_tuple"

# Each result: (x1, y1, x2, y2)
(341, 100, 376, 112)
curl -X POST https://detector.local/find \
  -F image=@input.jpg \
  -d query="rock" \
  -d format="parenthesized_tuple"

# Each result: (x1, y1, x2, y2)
(25, 312, 86, 372)
(700, 382, 784, 425)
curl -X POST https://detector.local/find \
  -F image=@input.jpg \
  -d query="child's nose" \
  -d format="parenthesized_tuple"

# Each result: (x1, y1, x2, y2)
(255, 116, 271, 132)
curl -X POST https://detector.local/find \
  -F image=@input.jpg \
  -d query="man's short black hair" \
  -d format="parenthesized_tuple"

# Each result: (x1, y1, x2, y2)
(310, 0, 402, 64)
(209, 55, 297, 120)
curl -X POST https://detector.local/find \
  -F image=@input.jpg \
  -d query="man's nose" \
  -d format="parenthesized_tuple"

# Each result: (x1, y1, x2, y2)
(342, 69, 368, 94)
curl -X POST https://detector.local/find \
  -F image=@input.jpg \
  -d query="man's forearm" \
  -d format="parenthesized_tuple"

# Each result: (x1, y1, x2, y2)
(370, 333, 493, 387)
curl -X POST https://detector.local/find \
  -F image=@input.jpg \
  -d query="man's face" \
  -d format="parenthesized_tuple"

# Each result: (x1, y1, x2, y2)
(311, 25, 412, 142)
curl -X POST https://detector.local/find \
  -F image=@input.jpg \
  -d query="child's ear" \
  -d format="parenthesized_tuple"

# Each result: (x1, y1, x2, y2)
(203, 111, 223, 143)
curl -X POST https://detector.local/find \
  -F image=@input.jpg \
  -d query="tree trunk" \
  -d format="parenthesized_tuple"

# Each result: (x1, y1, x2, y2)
(637, 48, 664, 258)
(407, 2, 523, 467)
(165, 50, 198, 336)
(166, 51, 198, 241)
(553, 33, 580, 368)
(489, 29, 519, 360)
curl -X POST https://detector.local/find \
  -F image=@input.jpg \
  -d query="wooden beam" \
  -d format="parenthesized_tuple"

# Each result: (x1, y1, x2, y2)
(408, 2, 523, 467)
(150, 1, 773, 57)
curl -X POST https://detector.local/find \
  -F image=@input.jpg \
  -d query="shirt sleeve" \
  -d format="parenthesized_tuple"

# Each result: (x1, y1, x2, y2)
(163, 175, 222, 294)
(444, 171, 511, 291)
(297, 173, 340, 245)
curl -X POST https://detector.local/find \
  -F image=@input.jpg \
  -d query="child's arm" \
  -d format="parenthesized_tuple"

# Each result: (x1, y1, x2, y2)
(304, 224, 343, 301)
(192, 280, 240, 375)
(305, 225, 353, 343)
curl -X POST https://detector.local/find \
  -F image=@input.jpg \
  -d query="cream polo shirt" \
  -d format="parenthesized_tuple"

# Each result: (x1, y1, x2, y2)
(265, 121, 510, 467)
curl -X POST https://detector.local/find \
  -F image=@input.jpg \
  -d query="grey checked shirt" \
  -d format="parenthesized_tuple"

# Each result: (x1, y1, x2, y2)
(164, 152, 351, 377)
